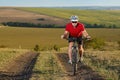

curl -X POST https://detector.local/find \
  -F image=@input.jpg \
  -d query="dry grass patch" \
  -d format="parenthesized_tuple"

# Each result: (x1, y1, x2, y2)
(0, 48, 28, 71)
(84, 50, 120, 80)
(30, 51, 66, 80)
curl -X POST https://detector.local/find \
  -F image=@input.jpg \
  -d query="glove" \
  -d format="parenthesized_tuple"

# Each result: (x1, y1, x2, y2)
(86, 35, 91, 40)
(61, 35, 65, 39)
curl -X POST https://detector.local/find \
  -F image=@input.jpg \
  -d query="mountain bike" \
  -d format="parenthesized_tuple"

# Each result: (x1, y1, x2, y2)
(68, 37, 90, 75)
(68, 37, 79, 75)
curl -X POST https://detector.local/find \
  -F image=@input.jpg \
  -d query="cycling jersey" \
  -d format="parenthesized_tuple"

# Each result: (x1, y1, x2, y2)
(65, 22, 85, 37)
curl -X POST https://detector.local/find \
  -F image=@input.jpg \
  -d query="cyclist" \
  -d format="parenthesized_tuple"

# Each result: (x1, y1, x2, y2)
(61, 15, 91, 64)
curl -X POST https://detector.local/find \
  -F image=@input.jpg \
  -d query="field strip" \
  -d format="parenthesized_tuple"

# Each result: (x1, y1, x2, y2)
(52, 52, 70, 80)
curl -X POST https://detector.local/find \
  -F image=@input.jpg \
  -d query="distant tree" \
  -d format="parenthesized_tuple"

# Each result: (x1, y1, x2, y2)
(112, 24, 117, 28)
(34, 44, 40, 51)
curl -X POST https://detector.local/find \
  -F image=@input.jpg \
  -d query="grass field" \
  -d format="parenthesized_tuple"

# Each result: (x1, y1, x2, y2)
(0, 26, 119, 49)
(0, 27, 66, 49)
(0, 27, 120, 49)
(18, 7, 120, 28)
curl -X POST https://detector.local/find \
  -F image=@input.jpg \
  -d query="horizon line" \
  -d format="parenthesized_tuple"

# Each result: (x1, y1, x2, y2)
(0, 5, 120, 7)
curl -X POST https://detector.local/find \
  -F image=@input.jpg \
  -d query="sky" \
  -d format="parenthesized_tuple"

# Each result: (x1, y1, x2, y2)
(0, 0, 120, 7)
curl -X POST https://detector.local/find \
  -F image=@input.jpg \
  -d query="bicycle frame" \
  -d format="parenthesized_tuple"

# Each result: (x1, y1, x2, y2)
(70, 38, 79, 75)
(67, 37, 90, 75)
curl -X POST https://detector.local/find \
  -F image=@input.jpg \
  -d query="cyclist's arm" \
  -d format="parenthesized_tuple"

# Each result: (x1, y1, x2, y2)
(82, 29, 90, 38)
(61, 30, 69, 39)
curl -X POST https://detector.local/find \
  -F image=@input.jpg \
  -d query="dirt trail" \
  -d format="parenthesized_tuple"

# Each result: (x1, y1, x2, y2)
(56, 53, 105, 80)
(0, 52, 39, 80)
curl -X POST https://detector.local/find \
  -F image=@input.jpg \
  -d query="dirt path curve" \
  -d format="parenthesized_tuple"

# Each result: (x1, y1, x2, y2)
(0, 52, 39, 80)
(56, 53, 105, 80)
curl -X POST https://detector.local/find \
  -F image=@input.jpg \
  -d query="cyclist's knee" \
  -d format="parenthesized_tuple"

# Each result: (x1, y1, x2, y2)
(79, 46, 84, 52)
(68, 42, 73, 53)
(68, 42, 73, 48)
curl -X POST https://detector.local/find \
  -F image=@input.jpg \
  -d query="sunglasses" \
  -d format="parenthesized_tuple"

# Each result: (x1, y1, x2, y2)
(72, 21, 77, 23)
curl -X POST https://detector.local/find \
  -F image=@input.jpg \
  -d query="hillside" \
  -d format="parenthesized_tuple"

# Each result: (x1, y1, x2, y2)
(56, 6, 120, 10)
(17, 7, 120, 28)
(0, 8, 68, 27)
(0, 7, 120, 28)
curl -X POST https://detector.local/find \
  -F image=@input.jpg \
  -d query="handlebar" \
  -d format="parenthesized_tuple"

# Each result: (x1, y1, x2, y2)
(61, 35, 91, 41)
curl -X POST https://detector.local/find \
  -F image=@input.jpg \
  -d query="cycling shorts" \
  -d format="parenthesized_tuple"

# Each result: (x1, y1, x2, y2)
(68, 36, 83, 45)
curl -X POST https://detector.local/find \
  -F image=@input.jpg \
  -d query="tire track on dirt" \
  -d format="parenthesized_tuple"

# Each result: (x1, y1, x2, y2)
(0, 52, 39, 80)
(56, 53, 105, 80)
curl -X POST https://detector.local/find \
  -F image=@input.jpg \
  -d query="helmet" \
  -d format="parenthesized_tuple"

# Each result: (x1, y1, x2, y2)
(70, 15, 79, 22)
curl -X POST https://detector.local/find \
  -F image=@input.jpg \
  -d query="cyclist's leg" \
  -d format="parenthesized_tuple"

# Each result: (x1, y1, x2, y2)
(78, 44, 84, 61)
(77, 36, 84, 62)
(68, 35, 74, 64)
(68, 42, 73, 63)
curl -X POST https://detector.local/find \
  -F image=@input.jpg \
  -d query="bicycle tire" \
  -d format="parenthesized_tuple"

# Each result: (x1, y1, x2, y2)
(72, 47, 78, 75)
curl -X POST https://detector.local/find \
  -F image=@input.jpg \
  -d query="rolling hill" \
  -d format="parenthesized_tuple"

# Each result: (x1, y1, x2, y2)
(17, 7, 120, 28)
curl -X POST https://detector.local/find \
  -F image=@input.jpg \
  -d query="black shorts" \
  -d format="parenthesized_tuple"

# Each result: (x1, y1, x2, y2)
(68, 36, 83, 45)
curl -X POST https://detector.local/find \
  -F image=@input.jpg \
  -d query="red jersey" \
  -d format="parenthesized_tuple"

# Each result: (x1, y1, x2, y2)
(65, 22, 85, 37)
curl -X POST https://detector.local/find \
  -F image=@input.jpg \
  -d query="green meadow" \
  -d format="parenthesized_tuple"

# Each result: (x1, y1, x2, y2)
(0, 26, 119, 49)
(18, 7, 120, 28)
(0, 27, 65, 49)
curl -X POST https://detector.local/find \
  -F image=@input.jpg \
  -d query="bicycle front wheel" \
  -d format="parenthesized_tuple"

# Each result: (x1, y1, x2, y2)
(72, 48, 78, 75)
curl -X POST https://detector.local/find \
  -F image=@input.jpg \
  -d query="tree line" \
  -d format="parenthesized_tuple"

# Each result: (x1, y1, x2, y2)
(85, 23, 119, 28)
(2, 22, 119, 28)
(2, 22, 63, 28)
